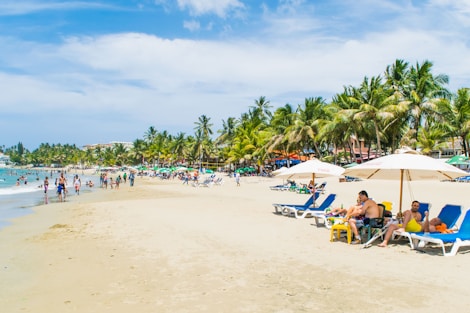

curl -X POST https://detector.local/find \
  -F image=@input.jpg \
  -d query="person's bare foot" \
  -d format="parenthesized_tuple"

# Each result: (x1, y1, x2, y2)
(378, 242, 387, 247)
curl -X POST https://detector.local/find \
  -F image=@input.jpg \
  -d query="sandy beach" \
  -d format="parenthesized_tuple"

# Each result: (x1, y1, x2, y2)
(1, 173, 470, 312)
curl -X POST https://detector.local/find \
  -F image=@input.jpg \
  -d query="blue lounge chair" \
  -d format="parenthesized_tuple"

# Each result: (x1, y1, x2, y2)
(393, 204, 462, 248)
(283, 194, 337, 219)
(272, 191, 320, 214)
(417, 202, 431, 221)
(411, 209, 470, 256)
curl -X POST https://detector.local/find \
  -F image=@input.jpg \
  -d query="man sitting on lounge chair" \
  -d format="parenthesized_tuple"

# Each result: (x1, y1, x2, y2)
(347, 190, 380, 244)
(378, 201, 443, 247)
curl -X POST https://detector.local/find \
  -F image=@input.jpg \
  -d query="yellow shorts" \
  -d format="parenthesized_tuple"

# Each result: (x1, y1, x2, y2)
(405, 218, 422, 232)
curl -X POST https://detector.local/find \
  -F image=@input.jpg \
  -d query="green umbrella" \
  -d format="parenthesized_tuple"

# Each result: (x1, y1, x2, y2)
(343, 162, 358, 168)
(205, 169, 214, 174)
(446, 155, 469, 165)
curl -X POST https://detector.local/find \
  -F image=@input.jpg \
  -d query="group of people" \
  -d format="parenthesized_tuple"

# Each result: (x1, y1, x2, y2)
(42, 172, 80, 202)
(98, 171, 135, 189)
(329, 190, 445, 245)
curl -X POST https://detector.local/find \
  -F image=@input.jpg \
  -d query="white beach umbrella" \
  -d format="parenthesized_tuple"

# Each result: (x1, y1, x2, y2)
(343, 153, 468, 215)
(275, 159, 345, 186)
(272, 166, 288, 175)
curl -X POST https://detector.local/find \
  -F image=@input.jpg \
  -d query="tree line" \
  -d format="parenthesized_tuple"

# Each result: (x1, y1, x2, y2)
(3, 59, 470, 169)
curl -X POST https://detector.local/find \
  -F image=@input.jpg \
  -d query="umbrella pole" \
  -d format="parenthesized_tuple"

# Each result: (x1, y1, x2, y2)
(397, 169, 404, 223)
(312, 173, 316, 206)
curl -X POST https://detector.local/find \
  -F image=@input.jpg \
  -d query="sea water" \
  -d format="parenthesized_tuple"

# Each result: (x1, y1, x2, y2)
(0, 167, 99, 231)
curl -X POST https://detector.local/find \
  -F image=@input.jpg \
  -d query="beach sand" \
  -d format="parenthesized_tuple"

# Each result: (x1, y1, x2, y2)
(1, 174, 470, 312)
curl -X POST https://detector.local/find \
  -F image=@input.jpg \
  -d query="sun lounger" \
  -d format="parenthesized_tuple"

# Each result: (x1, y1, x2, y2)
(272, 191, 320, 214)
(410, 209, 470, 256)
(282, 194, 336, 218)
(392, 204, 461, 248)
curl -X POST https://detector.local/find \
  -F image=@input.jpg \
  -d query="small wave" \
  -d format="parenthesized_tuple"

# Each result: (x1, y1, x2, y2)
(0, 185, 44, 196)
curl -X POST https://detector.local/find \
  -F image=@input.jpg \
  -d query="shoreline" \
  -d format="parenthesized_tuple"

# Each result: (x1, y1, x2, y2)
(0, 167, 103, 231)
(1, 175, 470, 312)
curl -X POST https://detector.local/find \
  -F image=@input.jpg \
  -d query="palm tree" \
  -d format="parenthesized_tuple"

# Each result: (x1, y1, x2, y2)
(250, 96, 273, 125)
(288, 97, 328, 158)
(145, 126, 158, 143)
(406, 60, 450, 146)
(352, 75, 394, 156)
(129, 139, 147, 165)
(194, 115, 213, 168)
(385, 59, 410, 96)
(417, 127, 447, 156)
(171, 132, 187, 163)
(113, 143, 128, 166)
(194, 115, 213, 139)
(446, 88, 470, 156)
(216, 117, 237, 147)
(265, 103, 296, 165)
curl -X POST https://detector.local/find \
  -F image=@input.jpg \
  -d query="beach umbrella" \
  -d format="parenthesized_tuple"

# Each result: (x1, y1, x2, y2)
(275, 158, 345, 186)
(343, 153, 468, 216)
(343, 162, 358, 168)
(175, 166, 188, 172)
(272, 166, 288, 175)
(446, 155, 469, 166)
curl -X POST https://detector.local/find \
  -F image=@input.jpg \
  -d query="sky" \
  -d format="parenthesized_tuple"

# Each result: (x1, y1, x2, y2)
(1, 0, 470, 150)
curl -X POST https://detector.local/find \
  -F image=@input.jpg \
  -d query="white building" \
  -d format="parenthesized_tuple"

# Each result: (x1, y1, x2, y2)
(0, 153, 11, 167)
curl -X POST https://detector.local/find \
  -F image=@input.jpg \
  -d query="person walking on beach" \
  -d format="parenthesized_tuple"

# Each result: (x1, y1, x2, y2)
(115, 175, 121, 189)
(123, 172, 127, 183)
(57, 183, 63, 202)
(74, 174, 81, 195)
(129, 171, 135, 187)
(58, 172, 67, 201)
(235, 172, 241, 186)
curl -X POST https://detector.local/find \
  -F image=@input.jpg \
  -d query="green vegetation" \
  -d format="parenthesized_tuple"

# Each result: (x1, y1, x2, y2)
(2, 59, 470, 169)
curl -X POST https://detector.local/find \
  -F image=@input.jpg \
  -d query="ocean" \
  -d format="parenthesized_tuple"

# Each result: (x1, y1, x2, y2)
(0, 167, 100, 231)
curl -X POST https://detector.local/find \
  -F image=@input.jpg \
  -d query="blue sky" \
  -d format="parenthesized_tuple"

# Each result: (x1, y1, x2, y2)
(1, 0, 470, 150)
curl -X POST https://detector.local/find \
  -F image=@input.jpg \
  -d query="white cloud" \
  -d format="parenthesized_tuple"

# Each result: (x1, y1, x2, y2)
(1, 0, 470, 148)
(183, 20, 201, 32)
(177, 0, 245, 17)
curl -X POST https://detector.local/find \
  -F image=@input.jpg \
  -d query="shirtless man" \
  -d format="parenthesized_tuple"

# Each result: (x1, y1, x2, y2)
(378, 201, 442, 247)
(58, 172, 67, 201)
(347, 190, 380, 244)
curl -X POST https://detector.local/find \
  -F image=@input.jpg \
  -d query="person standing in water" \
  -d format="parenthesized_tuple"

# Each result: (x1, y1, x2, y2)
(74, 175, 81, 195)
(44, 176, 49, 204)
